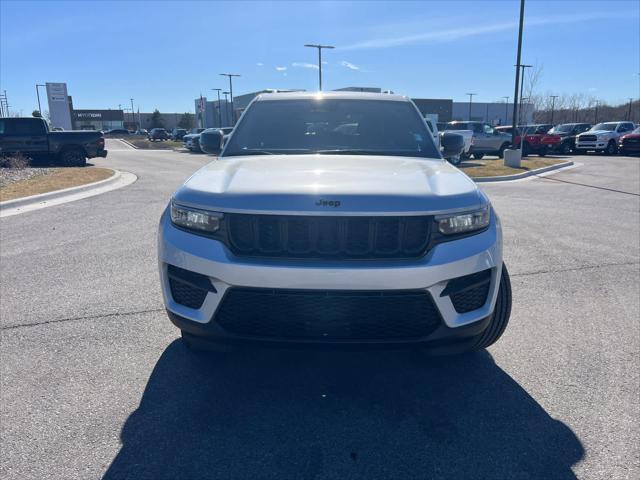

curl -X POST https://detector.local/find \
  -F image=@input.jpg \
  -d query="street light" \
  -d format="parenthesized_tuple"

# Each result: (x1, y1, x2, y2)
(550, 95, 559, 124)
(510, 0, 526, 151)
(304, 44, 335, 91)
(223, 91, 230, 126)
(517, 64, 532, 125)
(35, 84, 45, 115)
(465, 93, 476, 121)
(502, 96, 510, 124)
(219, 73, 240, 124)
(627, 98, 634, 121)
(130, 98, 135, 130)
(211, 88, 223, 127)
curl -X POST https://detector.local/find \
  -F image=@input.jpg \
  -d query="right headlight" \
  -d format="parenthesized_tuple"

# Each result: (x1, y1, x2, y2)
(170, 201, 222, 233)
(436, 206, 490, 235)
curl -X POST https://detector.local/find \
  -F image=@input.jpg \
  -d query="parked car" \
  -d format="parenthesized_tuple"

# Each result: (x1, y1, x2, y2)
(494, 124, 561, 156)
(618, 126, 640, 155)
(134, 129, 148, 136)
(104, 128, 130, 137)
(148, 128, 169, 141)
(171, 128, 187, 141)
(0, 117, 107, 166)
(159, 91, 512, 354)
(445, 121, 511, 159)
(547, 123, 592, 154)
(575, 121, 635, 155)
(183, 128, 205, 151)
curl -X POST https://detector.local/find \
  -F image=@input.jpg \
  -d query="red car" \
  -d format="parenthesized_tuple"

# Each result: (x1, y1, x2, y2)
(618, 127, 640, 155)
(495, 124, 561, 156)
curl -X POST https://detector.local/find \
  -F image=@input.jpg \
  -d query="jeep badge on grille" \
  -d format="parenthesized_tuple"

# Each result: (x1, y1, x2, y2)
(315, 199, 341, 208)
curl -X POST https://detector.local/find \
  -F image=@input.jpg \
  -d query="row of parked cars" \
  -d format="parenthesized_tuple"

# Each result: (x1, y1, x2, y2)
(182, 127, 234, 152)
(436, 120, 639, 162)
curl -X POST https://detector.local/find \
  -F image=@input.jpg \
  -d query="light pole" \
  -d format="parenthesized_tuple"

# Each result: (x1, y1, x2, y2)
(627, 98, 634, 121)
(130, 98, 135, 130)
(465, 93, 476, 121)
(304, 44, 335, 91)
(222, 91, 230, 126)
(594, 101, 598, 123)
(550, 95, 559, 124)
(517, 64, 532, 125)
(220, 73, 240, 124)
(36, 84, 45, 115)
(502, 96, 509, 124)
(511, 0, 526, 150)
(211, 88, 223, 127)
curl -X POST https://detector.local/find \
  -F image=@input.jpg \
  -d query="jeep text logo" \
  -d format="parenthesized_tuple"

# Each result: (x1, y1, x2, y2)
(315, 199, 341, 208)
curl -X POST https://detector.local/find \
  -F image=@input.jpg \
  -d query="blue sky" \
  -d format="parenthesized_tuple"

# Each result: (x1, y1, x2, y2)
(1, 0, 638, 115)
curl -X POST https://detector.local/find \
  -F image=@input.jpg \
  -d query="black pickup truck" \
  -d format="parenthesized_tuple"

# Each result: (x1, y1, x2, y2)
(0, 117, 107, 166)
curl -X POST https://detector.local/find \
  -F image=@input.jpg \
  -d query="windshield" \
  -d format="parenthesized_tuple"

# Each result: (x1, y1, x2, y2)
(549, 124, 574, 133)
(222, 98, 441, 158)
(590, 123, 617, 131)
(445, 123, 469, 131)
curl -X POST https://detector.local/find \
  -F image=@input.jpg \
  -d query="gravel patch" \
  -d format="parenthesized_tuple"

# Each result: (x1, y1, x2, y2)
(0, 168, 57, 188)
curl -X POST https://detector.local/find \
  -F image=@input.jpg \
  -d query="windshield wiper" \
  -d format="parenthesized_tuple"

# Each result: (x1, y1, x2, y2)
(224, 150, 276, 157)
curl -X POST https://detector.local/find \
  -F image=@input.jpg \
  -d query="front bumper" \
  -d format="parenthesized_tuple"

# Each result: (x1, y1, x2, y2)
(158, 209, 503, 345)
(575, 141, 607, 150)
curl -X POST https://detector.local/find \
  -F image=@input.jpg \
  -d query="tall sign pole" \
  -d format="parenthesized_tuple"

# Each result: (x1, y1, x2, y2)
(511, 0, 526, 149)
(304, 44, 335, 91)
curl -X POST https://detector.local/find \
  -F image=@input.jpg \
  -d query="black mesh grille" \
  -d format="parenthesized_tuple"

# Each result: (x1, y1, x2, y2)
(450, 283, 490, 313)
(226, 214, 432, 259)
(167, 265, 212, 309)
(169, 278, 208, 309)
(579, 135, 597, 142)
(215, 288, 442, 340)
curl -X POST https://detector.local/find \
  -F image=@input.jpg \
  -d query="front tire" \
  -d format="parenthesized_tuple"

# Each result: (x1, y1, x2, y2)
(472, 153, 484, 160)
(497, 143, 508, 159)
(468, 263, 512, 351)
(604, 140, 617, 155)
(560, 142, 572, 155)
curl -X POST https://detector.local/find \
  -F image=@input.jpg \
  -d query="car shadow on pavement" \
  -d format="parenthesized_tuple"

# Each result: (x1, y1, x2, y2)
(104, 341, 583, 480)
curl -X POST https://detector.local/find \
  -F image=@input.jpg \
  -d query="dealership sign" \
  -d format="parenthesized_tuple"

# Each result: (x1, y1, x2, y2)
(46, 82, 72, 130)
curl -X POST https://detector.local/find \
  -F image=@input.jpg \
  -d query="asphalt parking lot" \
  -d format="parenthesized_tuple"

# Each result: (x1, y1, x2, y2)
(1, 141, 638, 479)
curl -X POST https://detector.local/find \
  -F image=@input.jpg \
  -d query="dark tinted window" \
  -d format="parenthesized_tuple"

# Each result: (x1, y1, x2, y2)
(224, 99, 440, 159)
(7, 118, 46, 135)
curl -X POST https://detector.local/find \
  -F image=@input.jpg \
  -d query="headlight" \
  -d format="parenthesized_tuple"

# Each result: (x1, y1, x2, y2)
(170, 201, 222, 233)
(436, 206, 490, 235)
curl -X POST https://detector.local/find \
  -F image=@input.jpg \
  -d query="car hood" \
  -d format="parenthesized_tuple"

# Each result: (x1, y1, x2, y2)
(172, 154, 487, 215)
(622, 133, 640, 139)
(581, 130, 615, 136)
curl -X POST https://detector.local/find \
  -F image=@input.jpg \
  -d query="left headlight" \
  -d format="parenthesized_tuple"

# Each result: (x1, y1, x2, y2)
(436, 206, 490, 235)
(170, 201, 222, 233)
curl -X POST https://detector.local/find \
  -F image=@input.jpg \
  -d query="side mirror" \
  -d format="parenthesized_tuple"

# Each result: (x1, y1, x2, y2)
(440, 132, 465, 158)
(199, 129, 224, 155)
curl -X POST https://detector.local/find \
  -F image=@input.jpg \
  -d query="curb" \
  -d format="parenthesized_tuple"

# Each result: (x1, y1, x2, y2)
(0, 169, 137, 217)
(472, 160, 574, 183)
(118, 138, 138, 149)
(118, 138, 183, 152)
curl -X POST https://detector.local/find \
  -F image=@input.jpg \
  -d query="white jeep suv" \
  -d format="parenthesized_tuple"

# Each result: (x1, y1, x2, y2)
(575, 121, 635, 154)
(158, 92, 512, 353)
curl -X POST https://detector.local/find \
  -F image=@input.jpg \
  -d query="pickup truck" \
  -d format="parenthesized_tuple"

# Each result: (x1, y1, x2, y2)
(547, 123, 591, 154)
(444, 121, 510, 159)
(575, 121, 636, 155)
(183, 128, 206, 152)
(0, 117, 107, 166)
(494, 124, 561, 156)
(159, 91, 512, 355)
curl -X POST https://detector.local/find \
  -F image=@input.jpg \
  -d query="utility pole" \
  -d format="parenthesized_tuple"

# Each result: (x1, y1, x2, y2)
(223, 91, 230, 126)
(220, 73, 240, 124)
(211, 88, 223, 127)
(594, 101, 598, 123)
(517, 64, 532, 125)
(502, 96, 510, 124)
(627, 98, 634, 121)
(511, 0, 526, 149)
(36, 84, 45, 115)
(465, 93, 476, 120)
(130, 98, 135, 130)
(550, 95, 559, 124)
(304, 44, 335, 91)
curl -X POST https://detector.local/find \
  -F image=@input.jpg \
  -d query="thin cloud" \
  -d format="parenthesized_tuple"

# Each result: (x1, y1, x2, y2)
(341, 12, 628, 50)
(341, 61, 361, 71)
(275, 66, 287, 71)
(256, 62, 264, 66)
(292, 62, 319, 70)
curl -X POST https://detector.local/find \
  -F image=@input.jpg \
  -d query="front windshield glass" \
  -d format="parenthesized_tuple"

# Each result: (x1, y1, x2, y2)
(223, 98, 441, 158)
(590, 123, 617, 131)
(549, 124, 574, 133)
